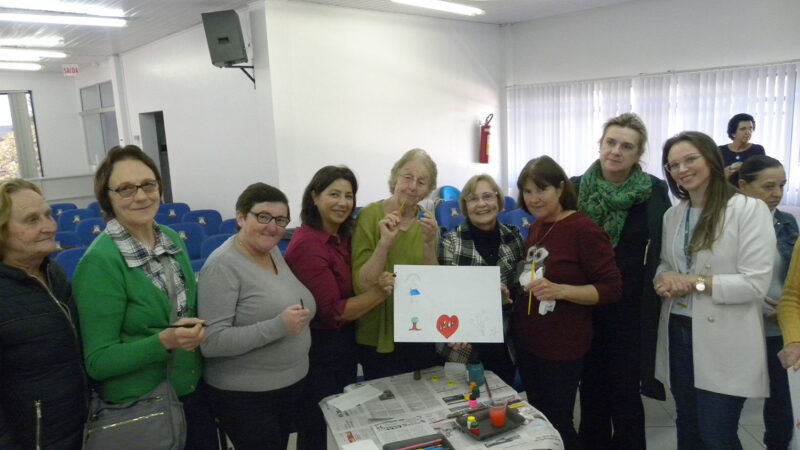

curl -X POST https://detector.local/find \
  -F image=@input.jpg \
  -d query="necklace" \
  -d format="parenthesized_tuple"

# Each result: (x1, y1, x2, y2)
(532, 217, 559, 247)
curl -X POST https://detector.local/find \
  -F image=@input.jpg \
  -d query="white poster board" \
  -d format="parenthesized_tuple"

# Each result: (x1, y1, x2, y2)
(393, 265, 503, 343)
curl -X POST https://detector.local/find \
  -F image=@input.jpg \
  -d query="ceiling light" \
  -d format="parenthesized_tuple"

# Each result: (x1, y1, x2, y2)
(0, 62, 42, 71)
(0, 1, 124, 17)
(0, 36, 64, 47)
(0, 12, 126, 27)
(391, 0, 484, 16)
(0, 48, 67, 61)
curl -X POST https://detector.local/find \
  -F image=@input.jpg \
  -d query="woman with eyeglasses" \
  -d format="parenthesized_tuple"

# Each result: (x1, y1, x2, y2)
(73, 145, 217, 449)
(733, 156, 797, 449)
(719, 113, 765, 180)
(572, 113, 671, 449)
(284, 166, 394, 449)
(351, 148, 441, 380)
(654, 132, 775, 449)
(198, 182, 315, 450)
(437, 174, 524, 387)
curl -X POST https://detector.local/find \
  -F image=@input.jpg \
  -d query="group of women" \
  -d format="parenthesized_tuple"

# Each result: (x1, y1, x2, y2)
(0, 110, 797, 450)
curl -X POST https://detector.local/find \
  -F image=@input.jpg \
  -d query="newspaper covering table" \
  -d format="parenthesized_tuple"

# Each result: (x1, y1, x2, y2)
(322, 365, 564, 449)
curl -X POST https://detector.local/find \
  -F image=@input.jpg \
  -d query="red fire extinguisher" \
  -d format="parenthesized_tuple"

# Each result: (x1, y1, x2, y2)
(479, 113, 493, 164)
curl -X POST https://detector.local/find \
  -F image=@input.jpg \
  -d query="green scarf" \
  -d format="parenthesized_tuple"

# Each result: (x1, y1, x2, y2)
(577, 160, 652, 247)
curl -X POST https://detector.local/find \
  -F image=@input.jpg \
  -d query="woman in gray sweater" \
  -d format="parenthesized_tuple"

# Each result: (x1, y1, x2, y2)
(198, 182, 315, 450)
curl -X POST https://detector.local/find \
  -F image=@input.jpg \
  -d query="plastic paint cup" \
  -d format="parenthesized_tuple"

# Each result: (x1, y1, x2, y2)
(489, 401, 506, 427)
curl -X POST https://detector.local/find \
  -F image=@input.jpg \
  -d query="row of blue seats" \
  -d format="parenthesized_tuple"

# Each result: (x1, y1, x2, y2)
(50, 202, 239, 235)
(434, 196, 535, 238)
(53, 222, 293, 281)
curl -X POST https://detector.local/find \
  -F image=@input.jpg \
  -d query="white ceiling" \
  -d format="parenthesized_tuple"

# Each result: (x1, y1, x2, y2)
(0, 0, 638, 73)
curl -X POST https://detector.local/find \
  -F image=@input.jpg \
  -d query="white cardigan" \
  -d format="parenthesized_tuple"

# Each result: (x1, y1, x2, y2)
(654, 194, 776, 398)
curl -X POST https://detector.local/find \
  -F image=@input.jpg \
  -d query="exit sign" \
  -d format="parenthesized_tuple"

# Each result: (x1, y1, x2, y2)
(62, 64, 79, 77)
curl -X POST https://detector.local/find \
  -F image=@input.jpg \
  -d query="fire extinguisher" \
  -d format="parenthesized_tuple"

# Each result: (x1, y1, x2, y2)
(479, 113, 493, 164)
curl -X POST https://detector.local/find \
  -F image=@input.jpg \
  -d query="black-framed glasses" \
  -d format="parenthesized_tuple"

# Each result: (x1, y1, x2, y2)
(465, 192, 498, 205)
(108, 180, 159, 198)
(248, 211, 290, 227)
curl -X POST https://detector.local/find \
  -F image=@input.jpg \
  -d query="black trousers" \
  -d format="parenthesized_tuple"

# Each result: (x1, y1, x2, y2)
(358, 342, 440, 381)
(296, 326, 358, 450)
(181, 380, 219, 450)
(516, 349, 583, 450)
(207, 379, 304, 450)
(578, 304, 646, 450)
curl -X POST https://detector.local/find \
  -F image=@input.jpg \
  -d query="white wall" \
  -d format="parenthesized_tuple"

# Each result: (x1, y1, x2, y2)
(264, 1, 504, 213)
(0, 72, 87, 177)
(117, 19, 276, 218)
(507, 0, 800, 86)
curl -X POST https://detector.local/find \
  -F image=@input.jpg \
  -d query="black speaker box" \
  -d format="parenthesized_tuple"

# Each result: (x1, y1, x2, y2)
(201, 10, 247, 67)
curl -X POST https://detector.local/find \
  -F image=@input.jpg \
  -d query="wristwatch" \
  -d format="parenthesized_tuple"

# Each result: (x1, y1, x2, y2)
(695, 275, 707, 292)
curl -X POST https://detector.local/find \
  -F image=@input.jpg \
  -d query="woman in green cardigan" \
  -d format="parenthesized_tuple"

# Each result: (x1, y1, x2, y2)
(72, 146, 217, 449)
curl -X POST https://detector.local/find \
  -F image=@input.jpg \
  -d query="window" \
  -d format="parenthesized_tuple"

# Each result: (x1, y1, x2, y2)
(0, 91, 43, 179)
(507, 61, 800, 205)
(80, 81, 119, 168)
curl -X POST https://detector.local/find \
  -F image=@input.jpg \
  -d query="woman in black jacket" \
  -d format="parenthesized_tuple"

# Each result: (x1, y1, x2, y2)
(0, 179, 87, 450)
(572, 113, 671, 450)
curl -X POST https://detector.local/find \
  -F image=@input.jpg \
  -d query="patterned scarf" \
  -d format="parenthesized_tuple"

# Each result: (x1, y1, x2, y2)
(577, 160, 652, 247)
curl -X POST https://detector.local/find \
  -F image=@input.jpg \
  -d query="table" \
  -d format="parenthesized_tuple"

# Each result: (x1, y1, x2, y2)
(322, 365, 564, 449)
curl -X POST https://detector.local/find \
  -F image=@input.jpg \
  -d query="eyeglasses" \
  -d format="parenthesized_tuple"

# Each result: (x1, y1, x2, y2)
(664, 154, 704, 174)
(399, 174, 428, 189)
(108, 180, 159, 198)
(248, 211, 290, 227)
(465, 192, 498, 205)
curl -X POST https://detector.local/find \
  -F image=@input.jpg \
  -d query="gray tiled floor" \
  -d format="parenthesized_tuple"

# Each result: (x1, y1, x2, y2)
(642, 393, 767, 450)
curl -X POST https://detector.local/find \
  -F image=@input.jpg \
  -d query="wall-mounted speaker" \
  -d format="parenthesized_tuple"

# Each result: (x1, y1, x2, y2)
(201, 10, 248, 68)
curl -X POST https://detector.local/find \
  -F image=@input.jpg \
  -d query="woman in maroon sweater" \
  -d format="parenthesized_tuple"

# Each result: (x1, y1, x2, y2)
(512, 156, 622, 450)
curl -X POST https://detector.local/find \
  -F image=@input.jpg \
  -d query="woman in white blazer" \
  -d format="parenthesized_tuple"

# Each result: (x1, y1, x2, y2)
(653, 131, 775, 450)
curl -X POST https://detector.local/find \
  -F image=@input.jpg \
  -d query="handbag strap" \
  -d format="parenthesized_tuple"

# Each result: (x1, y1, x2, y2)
(158, 254, 180, 375)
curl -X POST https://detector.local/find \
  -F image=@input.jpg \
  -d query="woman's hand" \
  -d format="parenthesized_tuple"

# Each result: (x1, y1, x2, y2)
(653, 272, 695, 298)
(448, 342, 471, 351)
(158, 317, 206, 352)
(524, 278, 564, 302)
(378, 211, 401, 247)
(377, 271, 395, 296)
(418, 213, 438, 246)
(281, 304, 311, 336)
(500, 283, 511, 305)
(778, 342, 800, 370)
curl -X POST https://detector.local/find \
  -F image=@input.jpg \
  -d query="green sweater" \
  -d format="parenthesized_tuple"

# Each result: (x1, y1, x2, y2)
(351, 200, 434, 353)
(73, 225, 202, 404)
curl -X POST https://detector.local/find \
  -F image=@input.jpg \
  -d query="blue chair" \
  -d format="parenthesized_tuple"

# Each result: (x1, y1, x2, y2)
(158, 202, 190, 224)
(168, 222, 206, 259)
(277, 237, 291, 255)
(439, 185, 460, 202)
(435, 200, 464, 231)
(504, 196, 516, 212)
(201, 233, 232, 258)
(53, 231, 81, 255)
(54, 247, 88, 281)
(181, 209, 222, 235)
(153, 213, 170, 225)
(191, 258, 206, 274)
(50, 202, 77, 218)
(57, 208, 97, 232)
(87, 201, 102, 217)
(74, 217, 106, 246)
(498, 209, 535, 239)
(219, 218, 237, 234)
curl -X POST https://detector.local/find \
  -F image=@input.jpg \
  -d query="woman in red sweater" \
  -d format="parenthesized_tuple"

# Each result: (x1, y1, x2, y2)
(512, 156, 622, 450)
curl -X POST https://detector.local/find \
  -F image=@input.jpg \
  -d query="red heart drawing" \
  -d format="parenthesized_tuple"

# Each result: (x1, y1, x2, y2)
(436, 314, 459, 339)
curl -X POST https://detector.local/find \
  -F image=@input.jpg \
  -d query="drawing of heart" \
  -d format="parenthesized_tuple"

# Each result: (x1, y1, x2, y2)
(436, 314, 459, 339)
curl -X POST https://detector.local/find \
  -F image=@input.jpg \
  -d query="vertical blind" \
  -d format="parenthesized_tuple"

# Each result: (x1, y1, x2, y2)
(507, 62, 800, 205)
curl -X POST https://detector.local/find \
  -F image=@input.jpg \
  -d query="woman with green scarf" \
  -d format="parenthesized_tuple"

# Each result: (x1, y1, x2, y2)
(571, 113, 671, 450)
